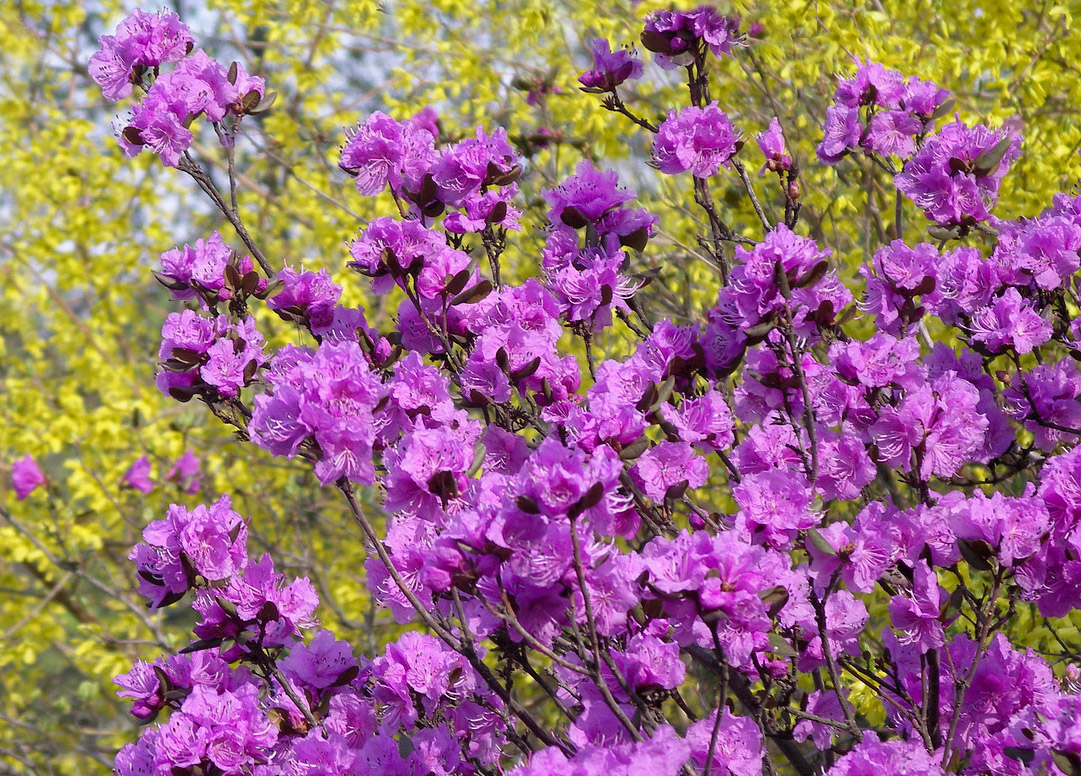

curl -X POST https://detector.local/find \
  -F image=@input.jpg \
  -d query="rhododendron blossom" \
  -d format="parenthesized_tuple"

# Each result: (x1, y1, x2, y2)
(92, 10, 1081, 776)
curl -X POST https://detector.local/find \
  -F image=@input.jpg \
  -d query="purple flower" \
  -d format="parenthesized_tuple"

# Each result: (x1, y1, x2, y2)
(865, 109, 922, 158)
(734, 469, 820, 549)
(816, 432, 876, 501)
(968, 287, 1051, 355)
(858, 240, 939, 334)
(339, 111, 436, 197)
(430, 126, 518, 207)
(869, 373, 988, 479)
(514, 726, 689, 776)
(250, 340, 385, 486)
(415, 245, 472, 300)
(504, 437, 623, 529)
(164, 50, 238, 123)
(543, 160, 636, 226)
(182, 685, 278, 771)
(612, 626, 686, 691)
(267, 266, 342, 330)
(409, 106, 441, 138)
(543, 232, 642, 330)
(176, 496, 248, 580)
(731, 420, 802, 475)
(824, 733, 946, 776)
(129, 499, 247, 609)
(200, 338, 249, 398)
(123, 456, 154, 494)
(642, 8, 745, 68)
(815, 62, 942, 164)
(902, 75, 952, 120)
(1005, 361, 1081, 452)
(894, 118, 1021, 226)
(642, 530, 788, 667)
(230, 62, 265, 115)
(158, 231, 235, 303)
(113, 47, 257, 167)
(834, 59, 907, 110)
(685, 711, 763, 776)
(383, 424, 479, 519)
(192, 553, 319, 645)
(159, 313, 265, 400)
(793, 690, 844, 749)
(373, 631, 474, 730)
(114, 661, 167, 720)
(723, 224, 845, 337)
(888, 560, 945, 652)
(596, 205, 658, 249)
(946, 489, 1048, 567)
(348, 216, 449, 294)
(993, 213, 1081, 290)
(830, 332, 922, 389)
(653, 103, 741, 178)
(11, 455, 45, 500)
(443, 185, 522, 235)
(630, 441, 709, 502)
(280, 629, 358, 690)
(130, 496, 247, 607)
(461, 354, 512, 404)
(579, 38, 643, 90)
(167, 450, 201, 494)
(659, 390, 735, 451)
(755, 116, 791, 173)
(114, 738, 158, 776)
(89, 9, 193, 100)
(116, 93, 194, 168)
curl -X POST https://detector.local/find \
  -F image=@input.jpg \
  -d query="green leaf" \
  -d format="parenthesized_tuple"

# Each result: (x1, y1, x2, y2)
(973, 137, 1012, 176)
(768, 633, 799, 657)
(928, 224, 961, 241)
(618, 436, 650, 461)
(806, 529, 837, 556)
(451, 279, 493, 306)
(957, 538, 993, 571)
(931, 98, 956, 119)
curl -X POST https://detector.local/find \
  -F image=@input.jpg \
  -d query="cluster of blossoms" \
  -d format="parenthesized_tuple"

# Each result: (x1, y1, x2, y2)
(88, 9, 193, 100)
(817, 59, 952, 164)
(117, 494, 507, 776)
(152, 232, 277, 402)
(654, 104, 742, 178)
(541, 161, 654, 328)
(640, 6, 746, 68)
(89, 9, 270, 166)
(816, 59, 1022, 229)
(97, 7, 1081, 776)
(894, 119, 1021, 227)
(157, 309, 267, 401)
(578, 38, 643, 91)
(250, 339, 386, 486)
(339, 112, 521, 232)
(156, 231, 269, 307)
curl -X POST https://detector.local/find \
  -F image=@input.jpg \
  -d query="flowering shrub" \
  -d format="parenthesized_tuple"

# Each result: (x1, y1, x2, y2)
(81, 6, 1081, 776)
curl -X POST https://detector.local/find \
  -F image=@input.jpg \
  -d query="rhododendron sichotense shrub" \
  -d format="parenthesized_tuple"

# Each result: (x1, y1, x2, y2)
(93, 7, 1081, 776)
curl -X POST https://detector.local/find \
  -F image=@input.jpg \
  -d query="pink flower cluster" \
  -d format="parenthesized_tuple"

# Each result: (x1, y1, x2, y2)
(90, 7, 1081, 776)
(89, 10, 266, 166)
